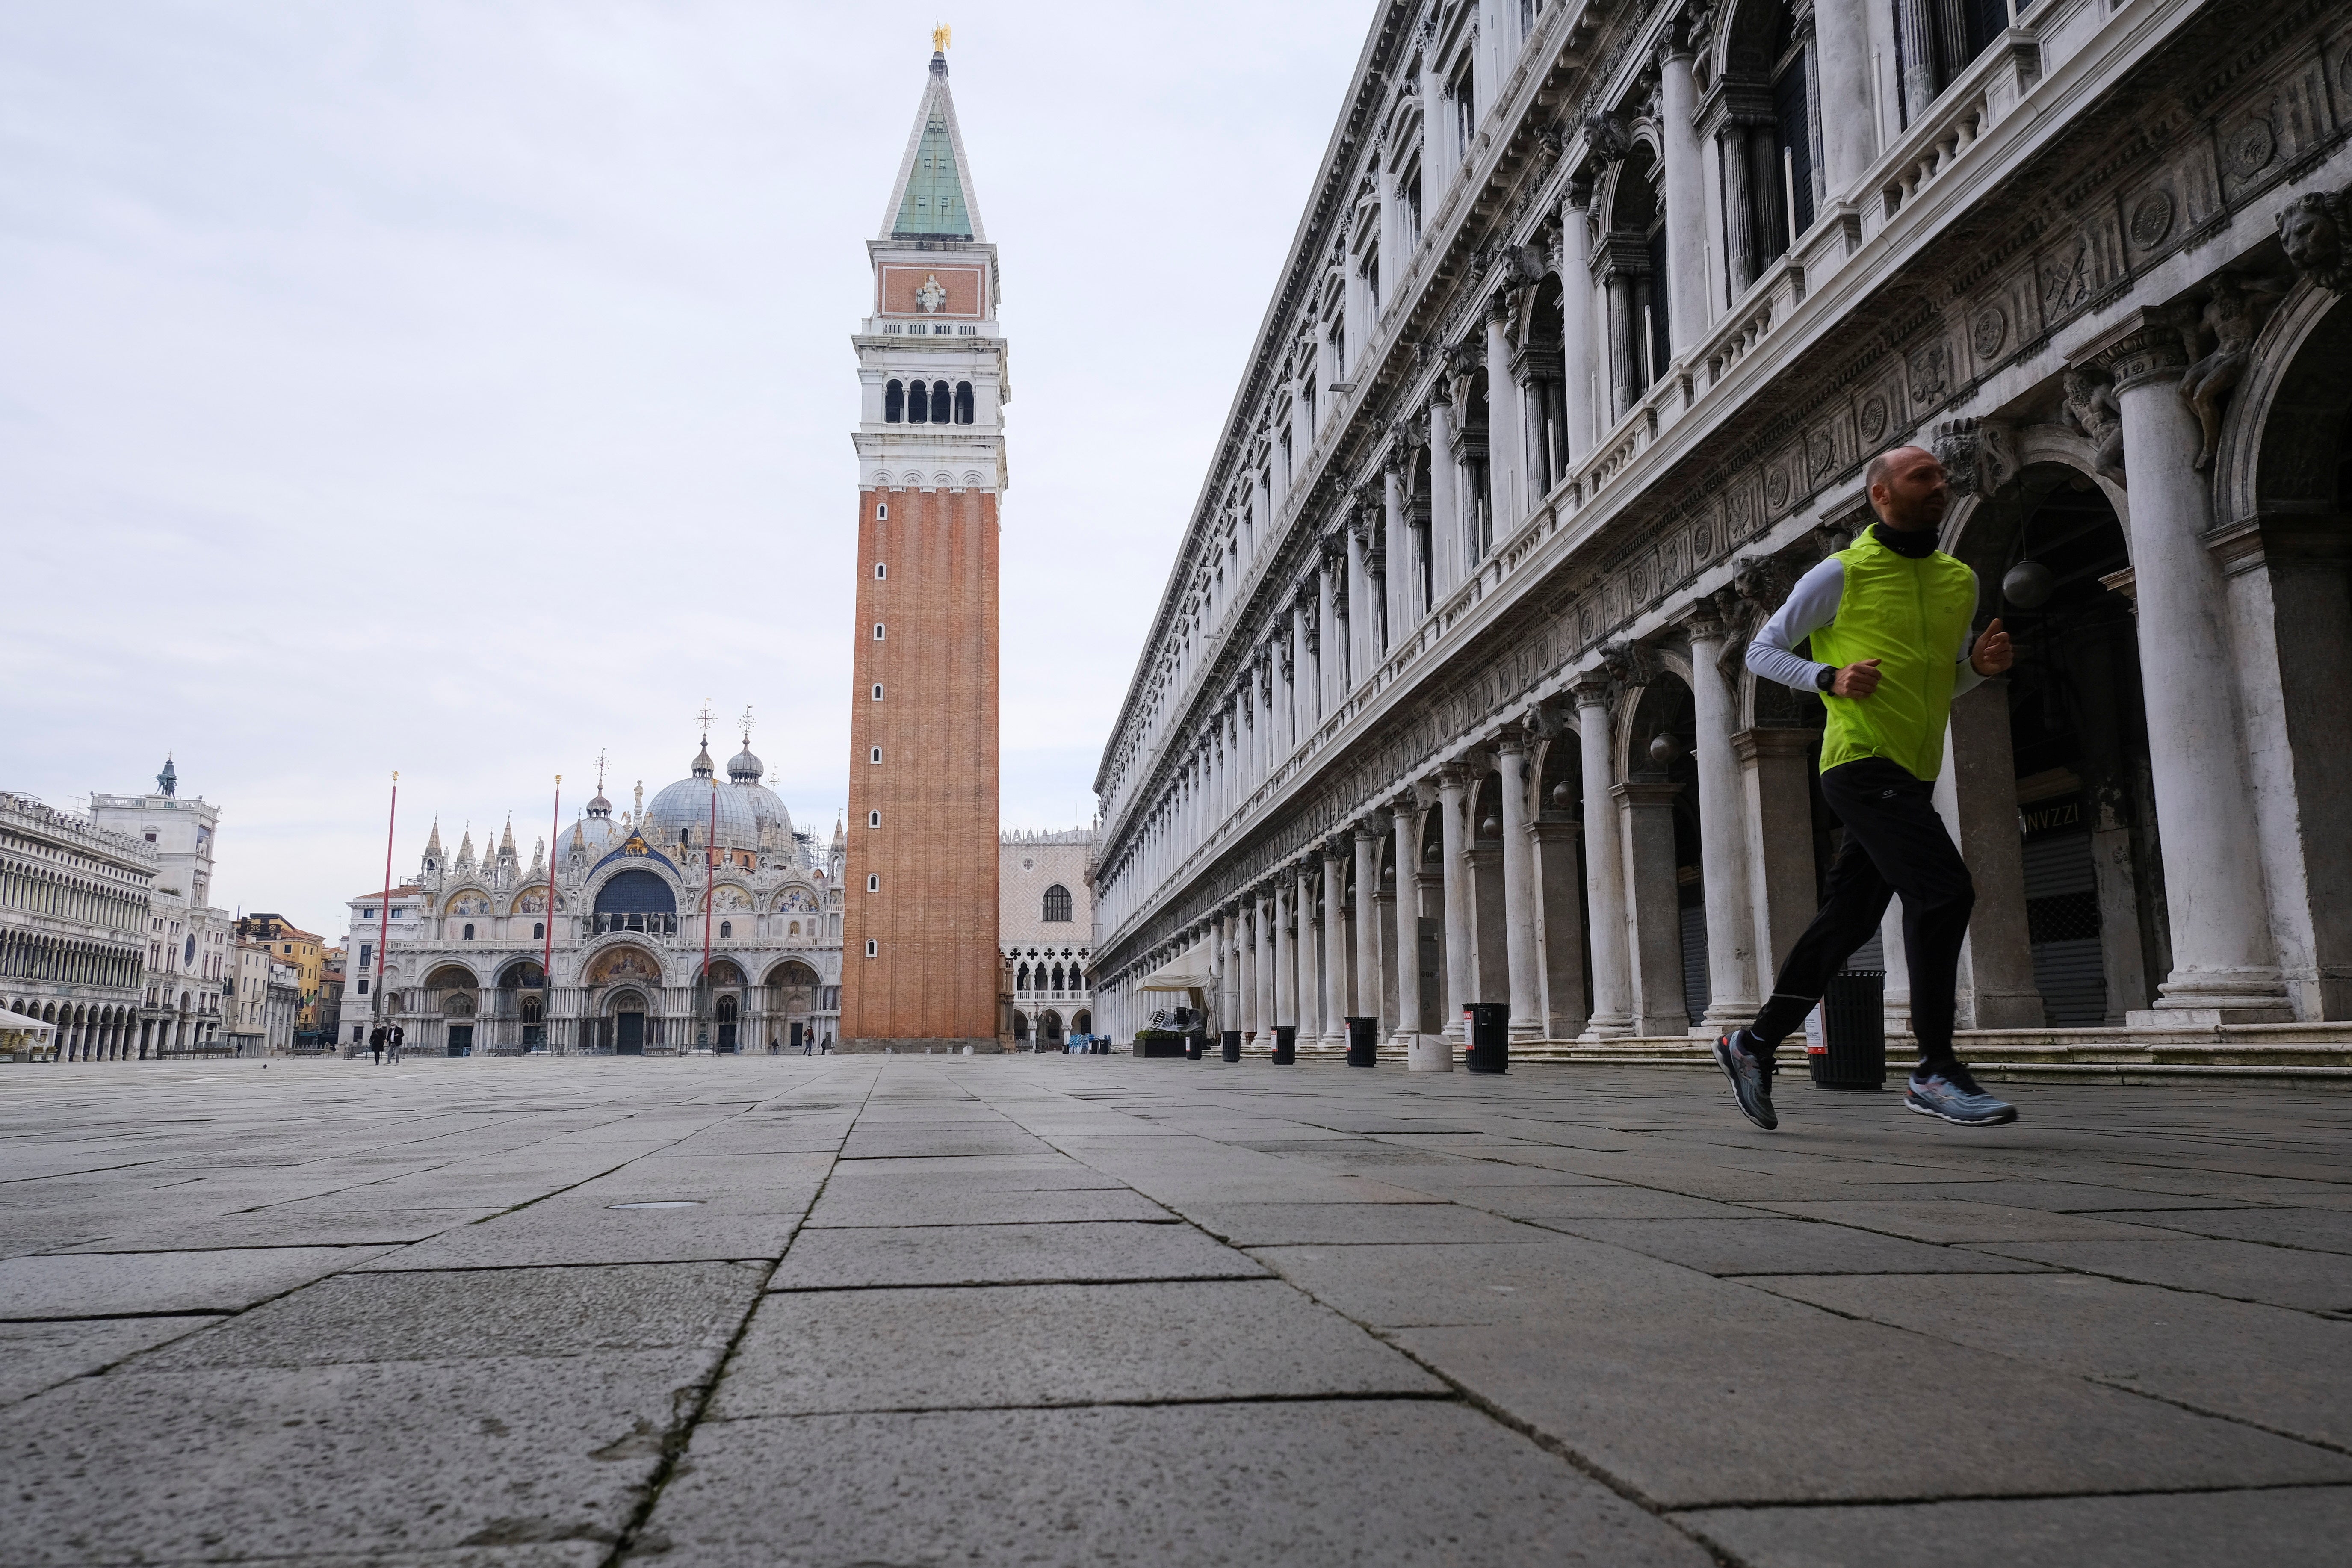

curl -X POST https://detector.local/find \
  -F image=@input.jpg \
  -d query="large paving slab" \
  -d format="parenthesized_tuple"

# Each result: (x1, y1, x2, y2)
(0, 1054, 2346, 1565)
(650, 1402, 1715, 1567)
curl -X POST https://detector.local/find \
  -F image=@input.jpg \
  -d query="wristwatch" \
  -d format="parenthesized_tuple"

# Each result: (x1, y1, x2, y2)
(1814, 665, 1838, 692)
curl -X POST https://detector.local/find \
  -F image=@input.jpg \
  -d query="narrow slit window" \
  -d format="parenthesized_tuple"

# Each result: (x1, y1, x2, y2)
(873, 622, 885, 640)
(865, 939, 878, 957)
(866, 874, 880, 892)
(876, 503, 887, 520)
(875, 562, 887, 579)
(868, 810, 881, 827)
(872, 683, 884, 700)
(870, 746, 883, 764)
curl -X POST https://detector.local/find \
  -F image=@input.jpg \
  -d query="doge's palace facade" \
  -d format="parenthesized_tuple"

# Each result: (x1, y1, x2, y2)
(1091, 0, 2352, 1066)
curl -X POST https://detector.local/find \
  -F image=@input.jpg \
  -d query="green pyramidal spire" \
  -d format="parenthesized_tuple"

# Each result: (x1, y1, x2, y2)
(894, 108, 971, 238)
(883, 51, 982, 242)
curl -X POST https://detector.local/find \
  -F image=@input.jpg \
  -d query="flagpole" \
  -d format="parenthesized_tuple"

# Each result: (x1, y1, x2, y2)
(700, 780, 717, 1053)
(372, 773, 397, 1046)
(542, 774, 560, 1055)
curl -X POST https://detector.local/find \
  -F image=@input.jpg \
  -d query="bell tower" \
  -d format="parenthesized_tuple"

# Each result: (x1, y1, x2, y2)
(839, 36, 1007, 1052)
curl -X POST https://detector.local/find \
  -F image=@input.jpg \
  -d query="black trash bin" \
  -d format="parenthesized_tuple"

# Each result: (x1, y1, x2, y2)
(1271, 1025, 1297, 1064)
(1463, 1003, 1510, 1074)
(1220, 1029, 1241, 1063)
(1185, 1032, 1203, 1060)
(1344, 1016, 1378, 1067)
(1810, 969, 1887, 1089)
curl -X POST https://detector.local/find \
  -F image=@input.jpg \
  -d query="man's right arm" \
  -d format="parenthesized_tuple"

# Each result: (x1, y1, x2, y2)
(1745, 557, 1846, 691)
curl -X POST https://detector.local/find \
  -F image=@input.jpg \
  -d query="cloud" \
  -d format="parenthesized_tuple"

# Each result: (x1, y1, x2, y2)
(0, 0, 1366, 937)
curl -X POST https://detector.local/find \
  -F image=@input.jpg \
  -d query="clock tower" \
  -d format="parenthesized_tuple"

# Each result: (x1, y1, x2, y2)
(839, 40, 1008, 1052)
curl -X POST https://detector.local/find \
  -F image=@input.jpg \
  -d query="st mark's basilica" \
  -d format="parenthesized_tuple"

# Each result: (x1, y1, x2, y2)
(349, 726, 845, 1056)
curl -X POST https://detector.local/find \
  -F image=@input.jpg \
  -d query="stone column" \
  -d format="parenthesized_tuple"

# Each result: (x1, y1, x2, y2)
(1657, 35, 1708, 352)
(1322, 843, 1351, 1048)
(1720, 123, 1755, 298)
(1316, 559, 1339, 723)
(1436, 766, 1475, 1041)
(1383, 451, 1412, 639)
(1522, 369, 1552, 503)
(1606, 269, 1640, 419)
(1484, 292, 1522, 533)
(1533, 815, 1588, 1037)
(1894, 0, 1941, 132)
(1272, 875, 1297, 1029)
(1616, 779, 1689, 1036)
(1256, 888, 1278, 1037)
(1354, 824, 1383, 1026)
(1496, 730, 1545, 1040)
(1346, 524, 1372, 687)
(1735, 726, 1821, 982)
(1573, 675, 1634, 1036)
(1559, 192, 1598, 465)
(1685, 615, 1760, 1029)
(2217, 517, 2352, 1022)
(1427, 395, 1460, 600)
(1749, 123, 1788, 262)
(1297, 863, 1323, 1042)
(1934, 692, 2046, 1028)
(1811, 0, 1878, 195)
(1239, 900, 1260, 1037)
(2090, 314, 2291, 1022)
(1391, 802, 1424, 1039)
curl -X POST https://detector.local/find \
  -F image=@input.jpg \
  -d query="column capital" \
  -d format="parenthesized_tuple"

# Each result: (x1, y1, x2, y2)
(1494, 723, 1530, 756)
(1430, 764, 1470, 794)
(2071, 307, 2193, 392)
(1569, 668, 1614, 706)
(1681, 601, 1731, 643)
(1353, 818, 1384, 843)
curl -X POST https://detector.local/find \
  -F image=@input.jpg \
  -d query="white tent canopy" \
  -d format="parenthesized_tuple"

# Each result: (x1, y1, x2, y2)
(1139, 942, 1213, 993)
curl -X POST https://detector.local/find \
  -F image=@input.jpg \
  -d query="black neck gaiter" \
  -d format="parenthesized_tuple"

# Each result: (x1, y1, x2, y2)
(1873, 521, 1936, 559)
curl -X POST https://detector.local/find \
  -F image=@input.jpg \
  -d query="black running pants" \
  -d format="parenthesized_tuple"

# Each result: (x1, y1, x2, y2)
(1748, 757, 1975, 1064)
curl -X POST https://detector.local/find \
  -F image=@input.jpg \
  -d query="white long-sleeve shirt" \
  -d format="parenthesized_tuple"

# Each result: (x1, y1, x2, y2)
(1746, 555, 1986, 698)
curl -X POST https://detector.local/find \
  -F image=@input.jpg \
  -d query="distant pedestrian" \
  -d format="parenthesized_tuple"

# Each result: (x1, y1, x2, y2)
(369, 1025, 385, 1066)
(768, 1036, 780, 1055)
(388, 1024, 404, 1064)
(802, 1035, 813, 1056)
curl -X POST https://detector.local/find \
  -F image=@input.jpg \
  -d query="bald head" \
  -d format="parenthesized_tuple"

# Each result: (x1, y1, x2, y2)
(1865, 445, 1949, 533)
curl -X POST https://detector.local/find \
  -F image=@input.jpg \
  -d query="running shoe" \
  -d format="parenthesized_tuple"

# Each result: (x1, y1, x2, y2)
(1713, 1029, 1778, 1131)
(1905, 1062, 2018, 1125)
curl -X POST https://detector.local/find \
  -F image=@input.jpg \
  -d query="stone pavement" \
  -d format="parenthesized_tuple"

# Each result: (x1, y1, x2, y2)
(4, 1056, 2351, 1567)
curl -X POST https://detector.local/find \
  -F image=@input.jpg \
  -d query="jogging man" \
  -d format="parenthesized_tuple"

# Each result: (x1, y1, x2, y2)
(1715, 444, 2019, 1129)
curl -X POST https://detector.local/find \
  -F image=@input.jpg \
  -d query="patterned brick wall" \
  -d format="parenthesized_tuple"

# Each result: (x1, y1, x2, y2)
(839, 484, 1000, 1048)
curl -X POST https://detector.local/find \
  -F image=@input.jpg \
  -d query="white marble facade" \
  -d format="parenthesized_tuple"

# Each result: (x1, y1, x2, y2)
(350, 734, 846, 1056)
(1090, 0, 2352, 1050)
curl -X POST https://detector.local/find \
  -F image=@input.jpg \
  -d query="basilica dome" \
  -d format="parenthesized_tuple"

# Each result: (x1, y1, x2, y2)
(643, 742, 760, 851)
(725, 743, 792, 845)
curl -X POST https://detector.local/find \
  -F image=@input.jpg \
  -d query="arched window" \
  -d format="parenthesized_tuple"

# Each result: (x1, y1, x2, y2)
(719, 920, 732, 939)
(1042, 884, 1072, 922)
(532, 921, 544, 940)
(932, 381, 951, 420)
(908, 380, 930, 423)
(884, 380, 904, 422)
(1050, 963, 1065, 991)
(461, 923, 474, 941)
(1016, 961, 1030, 991)
(954, 381, 975, 424)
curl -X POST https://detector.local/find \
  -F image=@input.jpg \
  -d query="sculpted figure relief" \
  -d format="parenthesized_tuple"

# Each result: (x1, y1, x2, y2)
(2062, 369, 2125, 482)
(2178, 272, 2288, 471)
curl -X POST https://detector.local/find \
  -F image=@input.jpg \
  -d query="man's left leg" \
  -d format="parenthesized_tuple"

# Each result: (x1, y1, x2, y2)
(1839, 770, 2017, 1126)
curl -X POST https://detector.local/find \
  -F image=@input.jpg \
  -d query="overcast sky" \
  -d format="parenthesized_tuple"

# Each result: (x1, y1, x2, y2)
(0, 1, 1367, 940)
